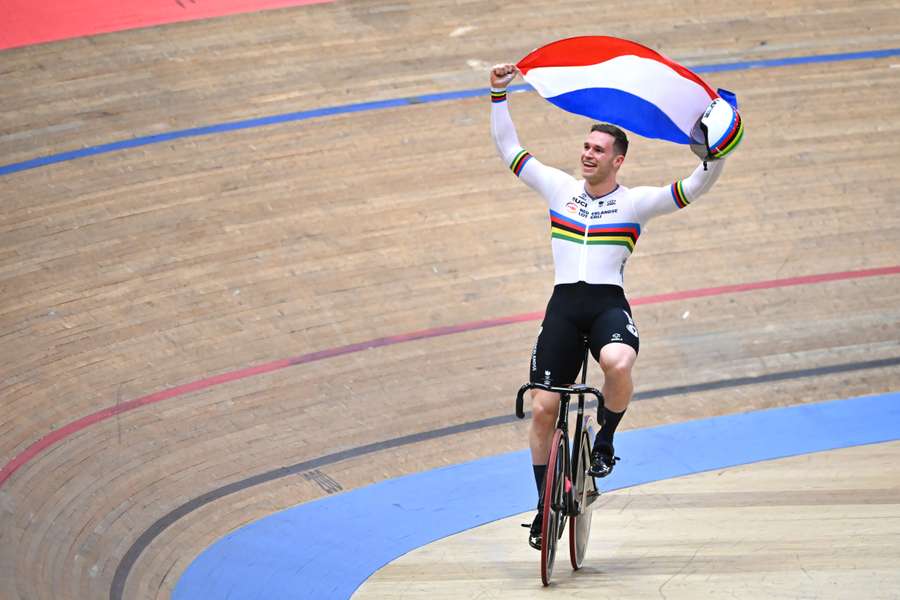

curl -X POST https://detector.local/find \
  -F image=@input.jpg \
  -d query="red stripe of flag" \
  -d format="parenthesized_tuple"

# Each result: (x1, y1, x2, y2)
(517, 36, 716, 96)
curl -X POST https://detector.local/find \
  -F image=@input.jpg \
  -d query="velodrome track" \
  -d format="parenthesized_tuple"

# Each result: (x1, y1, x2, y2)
(2, 1, 899, 598)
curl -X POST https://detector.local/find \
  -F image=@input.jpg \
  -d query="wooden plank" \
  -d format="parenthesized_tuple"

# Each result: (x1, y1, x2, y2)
(355, 442, 900, 599)
(1, 1, 899, 598)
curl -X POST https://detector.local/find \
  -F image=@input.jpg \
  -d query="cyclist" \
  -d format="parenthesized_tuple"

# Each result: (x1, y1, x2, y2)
(489, 63, 728, 550)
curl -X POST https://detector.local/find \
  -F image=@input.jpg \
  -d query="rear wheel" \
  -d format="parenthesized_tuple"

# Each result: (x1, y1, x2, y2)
(541, 429, 568, 586)
(569, 424, 596, 569)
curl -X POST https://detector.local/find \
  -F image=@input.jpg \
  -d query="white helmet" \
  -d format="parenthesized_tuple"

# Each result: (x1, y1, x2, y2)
(690, 98, 744, 161)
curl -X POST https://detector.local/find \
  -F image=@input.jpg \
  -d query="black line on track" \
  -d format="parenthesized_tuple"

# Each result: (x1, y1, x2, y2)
(110, 355, 900, 599)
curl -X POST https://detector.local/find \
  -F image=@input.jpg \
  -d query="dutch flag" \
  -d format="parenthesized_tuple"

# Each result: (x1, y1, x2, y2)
(517, 36, 721, 144)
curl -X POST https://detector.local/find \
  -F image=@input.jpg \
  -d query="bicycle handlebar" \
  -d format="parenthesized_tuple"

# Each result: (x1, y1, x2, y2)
(515, 382, 604, 419)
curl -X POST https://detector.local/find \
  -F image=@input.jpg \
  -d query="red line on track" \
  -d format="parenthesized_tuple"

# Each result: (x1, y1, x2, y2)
(2, 265, 898, 488)
(1, 0, 334, 50)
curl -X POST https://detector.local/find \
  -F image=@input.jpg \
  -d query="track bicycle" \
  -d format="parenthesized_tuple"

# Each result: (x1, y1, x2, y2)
(515, 337, 605, 586)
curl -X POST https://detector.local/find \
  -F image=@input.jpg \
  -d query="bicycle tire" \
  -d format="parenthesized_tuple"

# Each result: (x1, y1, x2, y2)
(541, 428, 567, 586)
(569, 423, 595, 569)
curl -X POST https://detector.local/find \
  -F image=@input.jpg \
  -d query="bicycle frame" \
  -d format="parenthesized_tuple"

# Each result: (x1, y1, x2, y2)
(515, 338, 606, 516)
(515, 338, 606, 584)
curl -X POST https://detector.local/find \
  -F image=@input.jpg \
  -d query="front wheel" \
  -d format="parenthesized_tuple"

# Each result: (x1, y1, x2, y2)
(569, 423, 597, 569)
(541, 429, 568, 586)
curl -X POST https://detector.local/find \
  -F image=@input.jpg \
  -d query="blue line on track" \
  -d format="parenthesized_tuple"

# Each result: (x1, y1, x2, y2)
(173, 391, 900, 600)
(2, 47, 899, 177)
(692, 47, 900, 73)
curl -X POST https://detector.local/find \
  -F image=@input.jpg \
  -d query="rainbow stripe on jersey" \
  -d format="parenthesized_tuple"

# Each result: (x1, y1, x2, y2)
(549, 209, 641, 252)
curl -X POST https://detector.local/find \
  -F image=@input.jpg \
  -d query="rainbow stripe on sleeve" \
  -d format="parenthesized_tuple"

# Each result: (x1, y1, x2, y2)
(491, 90, 507, 103)
(549, 210, 641, 252)
(671, 180, 690, 209)
(510, 149, 533, 176)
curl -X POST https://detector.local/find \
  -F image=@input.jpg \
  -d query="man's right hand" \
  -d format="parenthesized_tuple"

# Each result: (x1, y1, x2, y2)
(490, 63, 518, 89)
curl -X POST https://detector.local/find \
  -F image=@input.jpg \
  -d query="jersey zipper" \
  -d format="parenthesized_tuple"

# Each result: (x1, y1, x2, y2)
(578, 186, 619, 282)
(579, 221, 589, 281)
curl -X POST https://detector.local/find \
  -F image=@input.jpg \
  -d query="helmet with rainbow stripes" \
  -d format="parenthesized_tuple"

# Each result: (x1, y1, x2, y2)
(690, 97, 744, 161)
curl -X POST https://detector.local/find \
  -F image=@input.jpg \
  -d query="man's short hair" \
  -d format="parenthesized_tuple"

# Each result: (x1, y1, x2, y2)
(590, 123, 629, 157)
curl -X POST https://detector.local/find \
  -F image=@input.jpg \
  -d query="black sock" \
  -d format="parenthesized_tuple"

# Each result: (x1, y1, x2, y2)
(598, 407, 626, 447)
(533, 464, 546, 507)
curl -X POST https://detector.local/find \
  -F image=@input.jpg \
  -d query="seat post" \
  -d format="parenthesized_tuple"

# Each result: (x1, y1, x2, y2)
(580, 335, 590, 385)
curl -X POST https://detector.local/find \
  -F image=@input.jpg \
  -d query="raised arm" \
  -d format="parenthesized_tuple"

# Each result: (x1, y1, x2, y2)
(632, 158, 726, 223)
(490, 64, 571, 202)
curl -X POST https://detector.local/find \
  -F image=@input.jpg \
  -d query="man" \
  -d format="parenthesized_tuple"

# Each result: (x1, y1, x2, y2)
(489, 63, 727, 550)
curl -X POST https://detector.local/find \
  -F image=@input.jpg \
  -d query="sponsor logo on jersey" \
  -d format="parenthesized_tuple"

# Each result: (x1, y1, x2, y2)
(565, 202, 578, 214)
(572, 193, 607, 208)
(578, 208, 589, 218)
(601, 209, 618, 215)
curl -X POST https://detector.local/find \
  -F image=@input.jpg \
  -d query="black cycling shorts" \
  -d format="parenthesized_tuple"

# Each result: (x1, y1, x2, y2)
(529, 282, 639, 386)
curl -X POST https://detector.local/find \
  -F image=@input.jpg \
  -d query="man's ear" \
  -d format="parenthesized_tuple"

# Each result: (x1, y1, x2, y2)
(614, 155, 625, 169)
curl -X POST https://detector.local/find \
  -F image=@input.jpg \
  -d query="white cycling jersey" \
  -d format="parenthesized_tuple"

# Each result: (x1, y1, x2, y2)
(491, 88, 725, 287)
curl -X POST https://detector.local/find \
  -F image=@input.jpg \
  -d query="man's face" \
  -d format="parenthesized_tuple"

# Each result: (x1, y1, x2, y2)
(581, 131, 624, 183)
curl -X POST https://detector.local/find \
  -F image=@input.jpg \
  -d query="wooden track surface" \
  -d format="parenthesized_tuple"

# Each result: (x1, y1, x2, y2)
(1, 1, 899, 599)
(355, 441, 900, 599)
